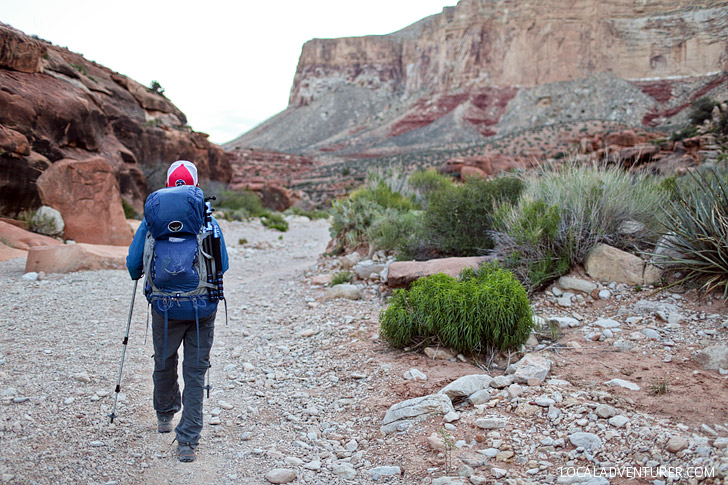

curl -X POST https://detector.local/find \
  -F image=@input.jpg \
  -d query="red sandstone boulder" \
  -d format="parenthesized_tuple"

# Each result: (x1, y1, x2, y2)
(0, 23, 46, 73)
(387, 256, 491, 288)
(0, 220, 62, 250)
(0, 241, 26, 262)
(0, 125, 30, 155)
(36, 157, 133, 246)
(604, 130, 638, 147)
(619, 144, 659, 165)
(460, 166, 487, 179)
(25, 243, 127, 273)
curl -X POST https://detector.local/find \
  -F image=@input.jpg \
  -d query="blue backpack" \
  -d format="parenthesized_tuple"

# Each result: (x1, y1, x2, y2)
(142, 185, 218, 321)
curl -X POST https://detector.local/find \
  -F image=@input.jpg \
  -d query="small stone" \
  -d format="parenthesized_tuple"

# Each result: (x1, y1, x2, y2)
(63, 397, 74, 405)
(594, 318, 620, 328)
(403, 368, 427, 381)
(284, 456, 304, 466)
(598, 289, 611, 300)
(424, 347, 456, 360)
(21, 272, 39, 281)
(609, 415, 630, 428)
(264, 468, 297, 484)
(12, 397, 29, 403)
(468, 389, 491, 405)
(568, 432, 603, 451)
(344, 439, 358, 451)
(300, 328, 317, 337)
(242, 362, 255, 372)
(507, 384, 523, 399)
(303, 460, 321, 471)
(492, 467, 508, 478)
(641, 328, 660, 340)
(595, 404, 616, 419)
(665, 436, 689, 453)
(428, 432, 445, 450)
(534, 396, 555, 407)
(332, 463, 356, 480)
(218, 401, 234, 410)
(443, 411, 460, 423)
(475, 416, 507, 429)
(368, 466, 402, 479)
(209, 416, 222, 425)
(95, 390, 109, 398)
(89, 441, 105, 447)
(604, 378, 640, 391)
(73, 372, 92, 383)
(490, 375, 513, 389)
(241, 432, 253, 441)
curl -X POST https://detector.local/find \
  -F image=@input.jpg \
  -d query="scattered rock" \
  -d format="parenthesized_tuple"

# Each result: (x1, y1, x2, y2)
(368, 466, 402, 479)
(595, 404, 616, 419)
(403, 368, 427, 381)
(475, 416, 507, 429)
(386, 256, 490, 287)
(353, 260, 387, 279)
(310, 274, 332, 285)
(585, 243, 654, 285)
(439, 374, 493, 399)
(568, 432, 603, 451)
(604, 379, 640, 391)
(665, 436, 689, 453)
(694, 345, 728, 370)
(332, 463, 356, 480)
(512, 354, 551, 384)
(558, 276, 596, 294)
(264, 468, 297, 484)
(424, 346, 456, 360)
(381, 393, 455, 434)
(323, 284, 361, 301)
(73, 372, 91, 383)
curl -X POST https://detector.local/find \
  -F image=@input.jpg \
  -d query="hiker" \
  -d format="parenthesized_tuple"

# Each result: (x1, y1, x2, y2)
(126, 160, 229, 462)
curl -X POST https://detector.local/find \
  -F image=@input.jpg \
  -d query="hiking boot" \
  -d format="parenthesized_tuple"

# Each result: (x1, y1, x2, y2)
(157, 417, 173, 434)
(177, 443, 196, 463)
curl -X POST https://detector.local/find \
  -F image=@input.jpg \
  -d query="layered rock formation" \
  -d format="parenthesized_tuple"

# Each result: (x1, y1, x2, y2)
(0, 22, 232, 227)
(228, 0, 728, 159)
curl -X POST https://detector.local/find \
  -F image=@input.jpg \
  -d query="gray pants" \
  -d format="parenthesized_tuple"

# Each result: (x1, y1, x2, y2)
(151, 309, 216, 446)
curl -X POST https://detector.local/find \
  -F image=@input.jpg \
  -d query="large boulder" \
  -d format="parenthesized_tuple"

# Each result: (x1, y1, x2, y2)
(387, 256, 490, 287)
(36, 157, 133, 246)
(25, 243, 127, 273)
(584, 243, 660, 285)
(30, 205, 64, 236)
(0, 23, 46, 73)
(0, 241, 26, 262)
(694, 345, 728, 371)
(0, 220, 62, 250)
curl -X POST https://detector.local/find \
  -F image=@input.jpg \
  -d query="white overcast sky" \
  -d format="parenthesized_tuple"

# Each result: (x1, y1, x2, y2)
(3, 0, 451, 144)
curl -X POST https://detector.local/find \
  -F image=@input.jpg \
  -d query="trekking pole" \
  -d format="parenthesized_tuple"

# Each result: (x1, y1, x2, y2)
(204, 362, 212, 399)
(108, 279, 138, 424)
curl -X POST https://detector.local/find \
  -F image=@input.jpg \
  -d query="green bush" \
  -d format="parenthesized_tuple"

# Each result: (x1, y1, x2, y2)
(408, 168, 454, 206)
(330, 271, 353, 286)
(420, 176, 524, 256)
(689, 97, 717, 126)
(285, 206, 330, 220)
(670, 125, 699, 142)
(655, 168, 728, 295)
(495, 199, 570, 292)
(215, 189, 267, 218)
(493, 162, 666, 290)
(261, 212, 289, 232)
(380, 263, 533, 353)
(365, 210, 422, 253)
(121, 198, 137, 219)
(350, 181, 418, 212)
(329, 197, 386, 249)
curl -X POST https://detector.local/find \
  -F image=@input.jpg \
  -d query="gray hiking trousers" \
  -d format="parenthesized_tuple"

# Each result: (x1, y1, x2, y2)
(151, 309, 216, 446)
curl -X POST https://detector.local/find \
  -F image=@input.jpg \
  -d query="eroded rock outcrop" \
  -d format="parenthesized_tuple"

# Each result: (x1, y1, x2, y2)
(228, 0, 728, 162)
(0, 22, 232, 219)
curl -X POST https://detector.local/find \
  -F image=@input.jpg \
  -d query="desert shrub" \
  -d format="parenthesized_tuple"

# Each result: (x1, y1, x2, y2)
(420, 176, 524, 256)
(215, 189, 267, 218)
(380, 263, 533, 353)
(654, 168, 728, 295)
(121, 198, 137, 219)
(329, 197, 385, 249)
(670, 125, 699, 141)
(493, 162, 666, 290)
(494, 199, 570, 292)
(349, 181, 418, 212)
(408, 168, 454, 206)
(365, 210, 422, 253)
(689, 97, 717, 126)
(261, 212, 289, 232)
(285, 206, 330, 220)
(330, 271, 353, 286)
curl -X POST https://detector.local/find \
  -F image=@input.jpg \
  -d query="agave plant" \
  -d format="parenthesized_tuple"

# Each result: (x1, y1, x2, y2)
(656, 168, 728, 295)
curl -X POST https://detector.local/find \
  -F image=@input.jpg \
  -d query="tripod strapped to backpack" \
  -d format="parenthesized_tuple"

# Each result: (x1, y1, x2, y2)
(202, 196, 226, 398)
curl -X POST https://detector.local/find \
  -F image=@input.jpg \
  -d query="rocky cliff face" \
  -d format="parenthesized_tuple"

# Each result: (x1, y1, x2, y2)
(0, 23, 232, 218)
(228, 0, 728, 158)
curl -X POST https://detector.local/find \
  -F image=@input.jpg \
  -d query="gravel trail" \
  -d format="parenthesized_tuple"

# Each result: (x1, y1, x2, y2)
(0, 217, 393, 484)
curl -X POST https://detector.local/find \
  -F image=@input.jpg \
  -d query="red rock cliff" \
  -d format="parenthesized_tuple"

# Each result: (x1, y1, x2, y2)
(0, 22, 232, 217)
